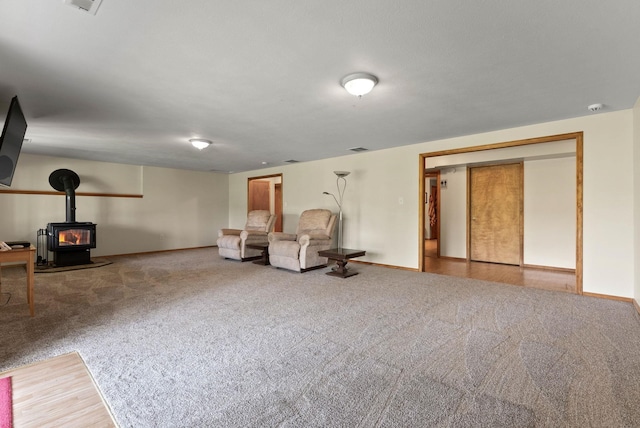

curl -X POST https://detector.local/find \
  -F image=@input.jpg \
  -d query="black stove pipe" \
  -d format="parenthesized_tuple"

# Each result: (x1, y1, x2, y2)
(48, 169, 81, 223)
(62, 175, 76, 222)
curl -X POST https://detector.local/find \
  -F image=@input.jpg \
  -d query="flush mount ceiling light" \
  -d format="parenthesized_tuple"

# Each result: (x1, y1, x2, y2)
(341, 72, 378, 97)
(189, 139, 212, 150)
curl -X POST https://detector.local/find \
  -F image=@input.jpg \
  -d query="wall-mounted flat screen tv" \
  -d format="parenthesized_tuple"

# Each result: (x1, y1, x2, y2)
(0, 96, 28, 187)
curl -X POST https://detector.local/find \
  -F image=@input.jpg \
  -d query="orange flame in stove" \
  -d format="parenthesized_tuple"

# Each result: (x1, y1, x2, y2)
(59, 231, 79, 245)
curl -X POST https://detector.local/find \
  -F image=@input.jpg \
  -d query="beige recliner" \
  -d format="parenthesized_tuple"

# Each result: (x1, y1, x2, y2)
(217, 210, 276, 261)
(268, 209, 337, 272)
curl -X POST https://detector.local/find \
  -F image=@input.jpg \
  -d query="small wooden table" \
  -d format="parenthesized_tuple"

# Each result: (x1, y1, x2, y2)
(245, 243, 270, 265)
(0, 245, 36, 316)
(318, 248, 366, 278)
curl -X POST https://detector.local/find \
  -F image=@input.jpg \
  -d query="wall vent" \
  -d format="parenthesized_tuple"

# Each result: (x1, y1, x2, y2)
(64, 0, 103, 15)
(348, 147, 368, 152)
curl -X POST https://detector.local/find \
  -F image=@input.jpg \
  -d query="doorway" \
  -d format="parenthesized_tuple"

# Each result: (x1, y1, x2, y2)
(419, 132, 583, 294)
(248, 174, 283, 232)
(424, 172, 439, 258)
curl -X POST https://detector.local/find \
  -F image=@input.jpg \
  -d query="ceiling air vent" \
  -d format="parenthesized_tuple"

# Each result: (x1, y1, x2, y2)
(64, 0, 103, 15)
(349, 147, 368, 152)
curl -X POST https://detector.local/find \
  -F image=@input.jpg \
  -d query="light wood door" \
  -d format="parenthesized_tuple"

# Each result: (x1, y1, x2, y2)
(469, 163, 523, 265)
(248, 180, 270, 211)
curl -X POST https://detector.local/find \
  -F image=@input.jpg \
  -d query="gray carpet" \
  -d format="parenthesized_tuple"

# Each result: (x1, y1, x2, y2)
(1, 248, 639, 427)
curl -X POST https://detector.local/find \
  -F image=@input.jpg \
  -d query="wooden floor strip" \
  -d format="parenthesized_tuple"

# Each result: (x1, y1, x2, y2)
(424, 239, 576, 293)
(0, 352, 117, 428)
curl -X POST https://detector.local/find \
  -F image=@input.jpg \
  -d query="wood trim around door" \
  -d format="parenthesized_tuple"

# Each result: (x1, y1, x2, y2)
(575, 133, 583, 294)
(419, 131, 583, 294)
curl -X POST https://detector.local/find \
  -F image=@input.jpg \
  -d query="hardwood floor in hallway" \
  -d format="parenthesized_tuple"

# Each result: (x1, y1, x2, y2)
(423, 239, 576, 293)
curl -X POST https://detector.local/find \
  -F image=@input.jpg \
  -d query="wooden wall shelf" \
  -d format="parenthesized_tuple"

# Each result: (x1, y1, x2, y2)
(0, 189, 143, 198)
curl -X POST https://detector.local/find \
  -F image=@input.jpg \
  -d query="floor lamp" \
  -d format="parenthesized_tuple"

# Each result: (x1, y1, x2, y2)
(323, 171, 350, 250)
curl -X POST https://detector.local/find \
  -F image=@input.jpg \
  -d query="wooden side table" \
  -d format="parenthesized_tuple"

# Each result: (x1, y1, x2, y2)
(245, 243, 270, 265)
(317, 248, 366, 278)
(0, 245, 36, 316)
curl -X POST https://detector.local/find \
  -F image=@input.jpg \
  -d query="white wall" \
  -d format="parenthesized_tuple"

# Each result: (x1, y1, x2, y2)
(3, 110, 634, 299)
(230, 147, 420, 268)
(524, 157, 575, 268)
(439, 167, 467, 258)
(3, 154, 144, 194)
(228, 109, 636, 298)
(0, 154, 229, 256)
(581, 112, 634, 299)
(426, 139, 576, 168)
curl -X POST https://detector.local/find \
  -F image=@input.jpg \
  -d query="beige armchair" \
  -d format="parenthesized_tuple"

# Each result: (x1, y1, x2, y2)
(268, 209, 337, 272)
(217, 210, 276, 261)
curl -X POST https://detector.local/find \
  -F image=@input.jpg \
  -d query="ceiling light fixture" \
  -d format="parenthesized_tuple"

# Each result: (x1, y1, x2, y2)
(189, 139, 212, 150)
(341, 72, 378, 97)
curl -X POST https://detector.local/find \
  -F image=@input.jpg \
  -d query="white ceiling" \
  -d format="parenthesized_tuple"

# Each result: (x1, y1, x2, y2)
(1, 1, 639, 173)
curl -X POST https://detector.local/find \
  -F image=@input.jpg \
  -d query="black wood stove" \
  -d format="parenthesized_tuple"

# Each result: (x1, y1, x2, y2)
(47, 169, 97, 266)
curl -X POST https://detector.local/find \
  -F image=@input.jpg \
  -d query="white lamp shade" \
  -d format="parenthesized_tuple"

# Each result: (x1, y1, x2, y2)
(341, 73, 378, 96)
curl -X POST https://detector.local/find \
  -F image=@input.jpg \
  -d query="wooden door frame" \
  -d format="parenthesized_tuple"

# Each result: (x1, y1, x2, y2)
(418, 132, 583, 294)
